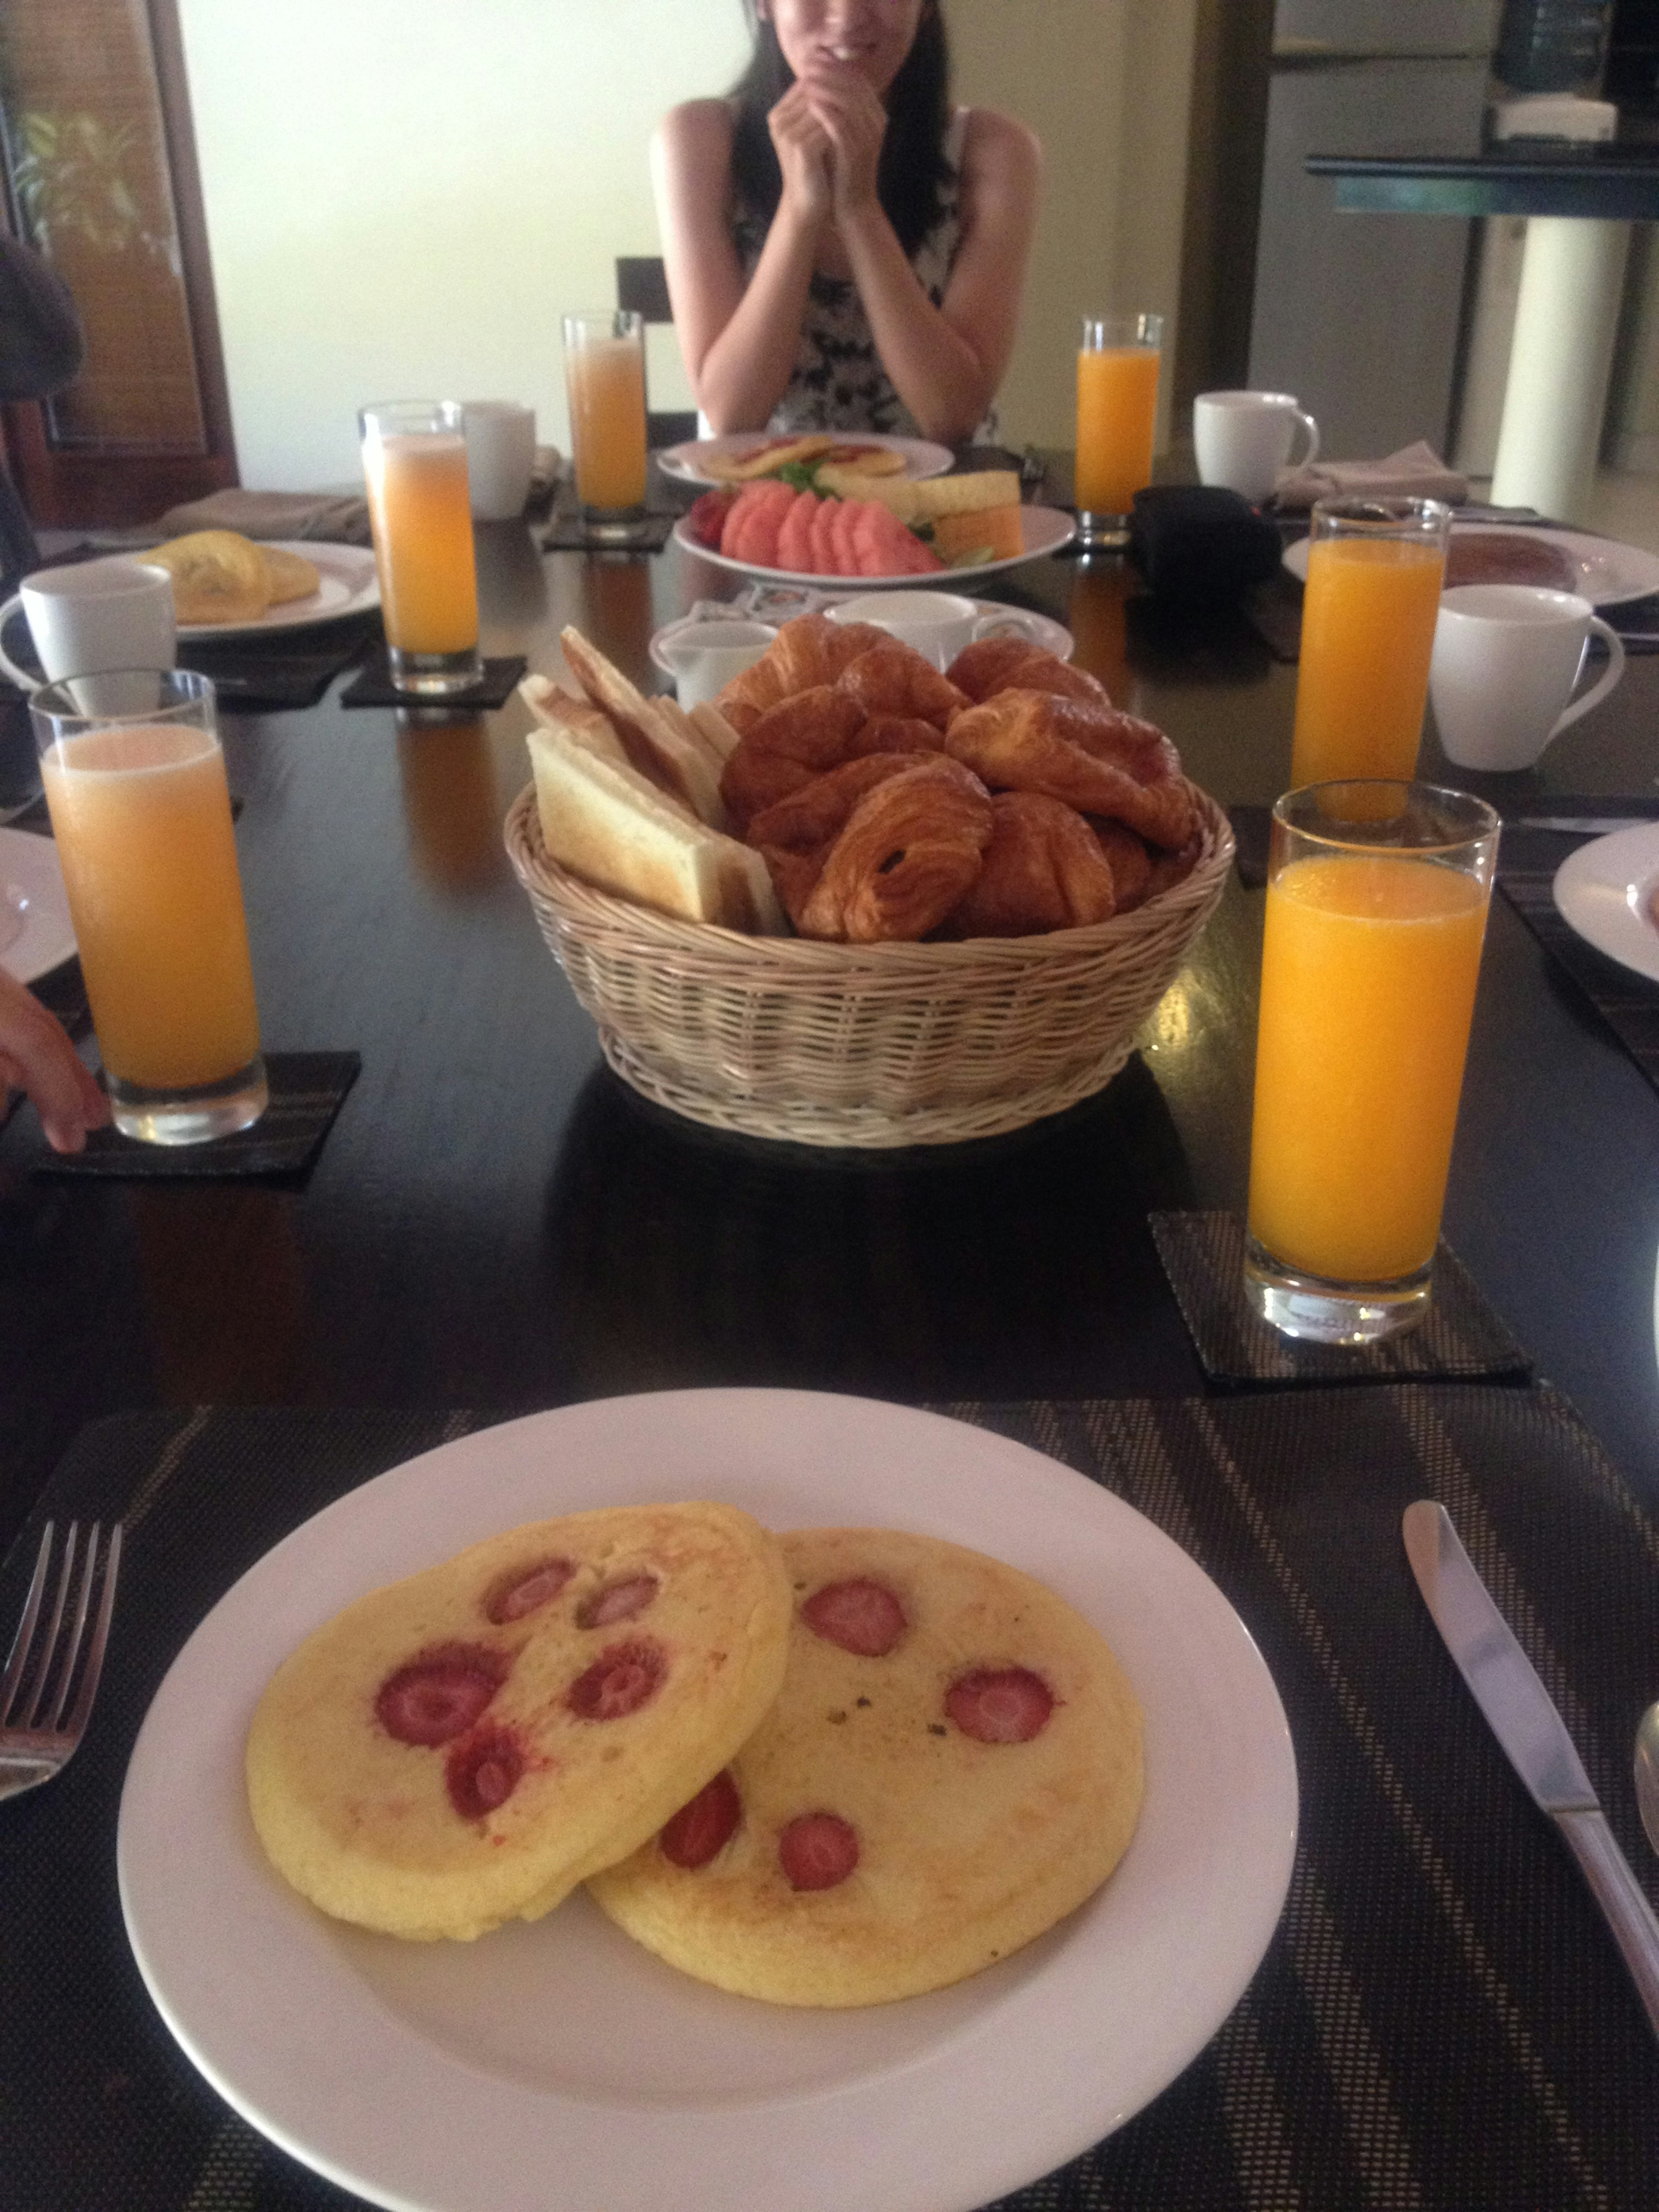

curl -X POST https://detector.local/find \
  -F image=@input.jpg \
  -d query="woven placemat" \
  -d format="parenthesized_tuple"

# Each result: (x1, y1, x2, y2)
(340, 654, 526, 710)
(1149, 1210, 1532, 1386)
(22, 1051, 359, 1178)
(3, 1386, 1655, 2210)
(180, 620, 375, 712)
(1498, 841, 1659, 1098)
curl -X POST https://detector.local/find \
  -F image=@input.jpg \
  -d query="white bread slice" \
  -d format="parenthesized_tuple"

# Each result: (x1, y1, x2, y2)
(527, 725, 786, 933)
(560, 626, 728, 832)
(519, 674, 632, 770)
(653, 693, 726, 780)
(686, 699, 742, 765)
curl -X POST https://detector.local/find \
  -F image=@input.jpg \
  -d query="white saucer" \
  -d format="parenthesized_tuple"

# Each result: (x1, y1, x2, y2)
(1553, 822, 1659, 984)
(0, 826, 75, 981)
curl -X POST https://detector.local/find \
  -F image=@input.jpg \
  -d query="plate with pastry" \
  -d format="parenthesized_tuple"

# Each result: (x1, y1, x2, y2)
(137, 533, 381, 637)
(1552, 820, 1659, 985)
(1282, 522, 1659, 608)
(119, 1388, 1296, 2212)
(656, 430, 954, 489)
(677, 469, 1075, 587)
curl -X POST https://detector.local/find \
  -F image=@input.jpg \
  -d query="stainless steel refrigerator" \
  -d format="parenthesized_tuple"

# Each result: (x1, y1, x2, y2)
(1247, 0, 1499, 458)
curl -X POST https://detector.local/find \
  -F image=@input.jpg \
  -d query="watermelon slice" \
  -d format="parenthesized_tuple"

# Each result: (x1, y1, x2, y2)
(775, 488, 821, 573)
(809, 497, 842, 575)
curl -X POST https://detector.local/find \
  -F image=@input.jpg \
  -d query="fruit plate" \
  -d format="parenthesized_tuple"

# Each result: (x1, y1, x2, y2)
(656, 432, 954, 489)
(675, 505, 1077, 589)
(118, 1389, 1295, 2212)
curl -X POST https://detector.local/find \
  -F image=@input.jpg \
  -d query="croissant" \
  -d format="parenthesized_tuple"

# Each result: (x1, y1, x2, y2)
(945, 689, 1196, 852)
(719, 684, 868, 831)
(945, 792, 1120, 937)
(845, 712, 947, 760)
(713, 613, 891, 735)
(748, 753, 938, 930)
(797, 757, 994, 943)
(836, 642, 969, 729)
(1089, 817, 1154, 913)
(946, 637, 1110, 708)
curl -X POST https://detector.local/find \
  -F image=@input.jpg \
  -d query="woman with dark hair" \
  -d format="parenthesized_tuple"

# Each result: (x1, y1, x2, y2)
(652, 0, 1039, 445)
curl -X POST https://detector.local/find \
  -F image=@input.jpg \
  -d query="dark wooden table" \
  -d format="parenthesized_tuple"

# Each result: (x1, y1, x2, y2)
(3, 515, 1659, 1538)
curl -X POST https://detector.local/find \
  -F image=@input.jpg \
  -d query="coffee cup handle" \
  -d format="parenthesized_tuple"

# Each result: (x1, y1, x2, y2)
(0, 593, 34, 691)
(968, 609, 1049, 646)
(1290, 411, 1319, 470)
(1552, 617, 1625, 736)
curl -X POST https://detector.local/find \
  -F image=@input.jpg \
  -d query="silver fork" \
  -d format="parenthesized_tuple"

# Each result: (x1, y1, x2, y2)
(0, 1520, 122, 1802)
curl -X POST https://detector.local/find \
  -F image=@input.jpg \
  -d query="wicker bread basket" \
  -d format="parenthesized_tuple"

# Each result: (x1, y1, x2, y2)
(505, 780, 1233, 1147)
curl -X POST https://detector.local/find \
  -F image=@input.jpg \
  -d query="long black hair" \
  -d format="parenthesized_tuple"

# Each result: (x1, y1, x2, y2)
(728, 2, 953, 261)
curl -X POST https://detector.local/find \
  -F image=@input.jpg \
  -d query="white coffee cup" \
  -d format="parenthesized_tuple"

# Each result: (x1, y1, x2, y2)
(1429, 584, 1625, 771)
(462, 400, 537, 520)
(1193, 390, 1319, 505)
(658, 619, 776, 710)
(0, 557, 176, 691)
(829, 591, 1051, 672)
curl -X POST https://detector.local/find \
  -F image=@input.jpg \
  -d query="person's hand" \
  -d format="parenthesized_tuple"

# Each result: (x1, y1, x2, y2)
(0, 966, 108, 1153)
(800, 62, 887, 219)
(767, 80, 834, 226)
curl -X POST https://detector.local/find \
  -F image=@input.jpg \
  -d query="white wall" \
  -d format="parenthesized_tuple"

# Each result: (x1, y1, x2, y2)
(179, 0, 1195, 486)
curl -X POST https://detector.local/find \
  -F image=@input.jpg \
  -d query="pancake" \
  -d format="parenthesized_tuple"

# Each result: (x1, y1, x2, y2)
(245, 1501, 792, 1942)
(261, 544, 322, 605)
(587, 1527, 1144, 2006)
(144, 528, 271, 625)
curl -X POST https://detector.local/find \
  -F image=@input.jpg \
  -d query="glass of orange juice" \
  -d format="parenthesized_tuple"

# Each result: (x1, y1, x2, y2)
(359, 400, 481, 697)
(30, 668, 267, 1145)
(1290, 498, 1452, 788)
(1244, 780, 1499, 1344)
(1075, 313, 1163, 550)
(562, 310, 648, 540)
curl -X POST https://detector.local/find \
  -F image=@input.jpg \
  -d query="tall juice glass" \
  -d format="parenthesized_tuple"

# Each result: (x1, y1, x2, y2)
(359, 400, 481, 697)
(562, 310, 648, 537)
(1290, 498, 1452, 788)
(1075, 314, 1162, 550)
(31, 669, 267, 1144)
(1244, 781, 1499, 1344)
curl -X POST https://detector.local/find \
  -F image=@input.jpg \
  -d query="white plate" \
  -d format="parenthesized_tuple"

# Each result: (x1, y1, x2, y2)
(119, 1389, 1295, 2212)
(648, 598, 1075, 679)
(0, 826, 75, 981)
(676, 505, 1077, 590)
(1553, 822, 1659, 984)
(656, 432, 954, 489)
(131, 542, 381, 640)
(1281, 521, 1659, 609)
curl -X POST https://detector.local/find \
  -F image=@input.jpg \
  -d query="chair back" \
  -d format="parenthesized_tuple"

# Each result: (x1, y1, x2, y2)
(616, 256, 699, 449)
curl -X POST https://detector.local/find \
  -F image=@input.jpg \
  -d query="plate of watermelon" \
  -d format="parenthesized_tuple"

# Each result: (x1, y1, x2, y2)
(677, 476, 1075, 588)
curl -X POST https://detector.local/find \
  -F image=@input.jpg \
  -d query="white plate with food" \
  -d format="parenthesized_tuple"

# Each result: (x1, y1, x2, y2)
(119, 1389, 1296, 2212)
(657, 432, 954, 489)
(0, 826, 75, 982)
(647, 599, 1076, 681)
(1552, 821, 1659, 985)
(140, 541, 381, 640)
(676, 505, 1076, 591)
(1282, 521, 1659, 609)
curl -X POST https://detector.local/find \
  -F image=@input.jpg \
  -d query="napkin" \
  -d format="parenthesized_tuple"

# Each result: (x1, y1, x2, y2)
(156, 488, 373, 546)
(1273, 440, 1468, 511)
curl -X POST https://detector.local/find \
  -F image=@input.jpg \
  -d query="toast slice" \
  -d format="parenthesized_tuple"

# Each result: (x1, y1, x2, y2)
(560, 628, 728, 831)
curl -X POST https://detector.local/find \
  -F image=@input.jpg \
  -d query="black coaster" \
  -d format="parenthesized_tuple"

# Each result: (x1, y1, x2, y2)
(340, 655, 526, 710)
(1498, 850, 1659, 1100)
(27, 1050, 360, 1179)
(539, 511, 677, 554)
(1149, 1208, 1533, 1386)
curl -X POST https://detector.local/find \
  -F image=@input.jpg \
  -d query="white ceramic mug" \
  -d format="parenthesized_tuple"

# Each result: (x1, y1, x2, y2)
(829, 591, 1051, 672)
(0, 558, 176, 690)
(1193, 391, 1319, 504)
(1429, 584, 1625, 771)
(658, 619, 776, 710)
(462, 400, 537, 520)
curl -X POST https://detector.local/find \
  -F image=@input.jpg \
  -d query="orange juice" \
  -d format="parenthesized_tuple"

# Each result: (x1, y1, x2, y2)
(1290, 538, 1446, 786)
(41, 724, 260, 1090)
(568, 337, 647, 511)
(1248, 852, 1488, 1283)
(363, 432, 479, 655)
(1075, 345, 1160, 515)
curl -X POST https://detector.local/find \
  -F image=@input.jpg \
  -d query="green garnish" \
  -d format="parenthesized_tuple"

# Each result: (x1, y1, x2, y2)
(948, 547, 995, 569)
(777, 460, 822, 492)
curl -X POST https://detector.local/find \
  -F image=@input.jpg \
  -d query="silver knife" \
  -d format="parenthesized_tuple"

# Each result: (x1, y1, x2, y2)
(1517, 816, 1655, 835)
(1402, 1500, 1659, 2038)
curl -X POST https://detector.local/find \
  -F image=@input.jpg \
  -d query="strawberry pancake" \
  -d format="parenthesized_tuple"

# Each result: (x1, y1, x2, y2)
(587, 1527, 1143, 2006)
(245, 1502, 791, 1942)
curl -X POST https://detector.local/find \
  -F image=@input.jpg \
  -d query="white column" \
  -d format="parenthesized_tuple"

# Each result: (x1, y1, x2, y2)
(1490, 216, 1632, 522)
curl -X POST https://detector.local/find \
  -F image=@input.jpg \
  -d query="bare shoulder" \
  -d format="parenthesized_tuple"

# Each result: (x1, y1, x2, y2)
(655, 98, 736, 172)
(958, 107, 1043, 194)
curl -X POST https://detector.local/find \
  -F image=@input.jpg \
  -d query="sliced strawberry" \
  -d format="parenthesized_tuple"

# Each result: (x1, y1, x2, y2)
(566, 1637, 667, 1720)
(945, 1665, 1055, 1744)
(575, 1575, 658, 1629)
(660, 1770, 742, 1869)
(445, 1727, 525, 1819)
(778, 1811, 860, 1891)
(685, 488, 736, 552)
(483, 1557, 575, 1624)
(375, 1644, 509, 1746)
(801, 1578, 908, 1656)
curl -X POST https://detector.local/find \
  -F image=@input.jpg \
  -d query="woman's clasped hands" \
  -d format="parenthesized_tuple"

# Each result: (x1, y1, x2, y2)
(769, 54, 886, 229)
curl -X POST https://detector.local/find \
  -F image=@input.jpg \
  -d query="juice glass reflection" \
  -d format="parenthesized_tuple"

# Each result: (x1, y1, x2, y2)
(563, 310, 648, 534)
(359, 400, 481, 696)
(1244, 781, 1498, 1344)
(1290, 498, 1451, 788)
(31, 668, 266, 1144)
(1075, 314, 1162, 550)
